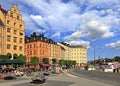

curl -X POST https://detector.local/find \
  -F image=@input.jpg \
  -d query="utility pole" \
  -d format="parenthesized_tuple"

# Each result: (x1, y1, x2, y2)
(93, 43, 96, 69)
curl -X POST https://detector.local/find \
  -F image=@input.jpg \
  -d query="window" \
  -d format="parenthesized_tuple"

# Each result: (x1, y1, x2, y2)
(19, 38, 22, 44)
(17, 15, 19, 20)
(7, 44, 11, 49)
(30, 44, 32, 48)
(20, 32, 23, 36)
(7, 28, 11, 33)
(10, 13, 13, 17)
(34, 44, 36, 47)
(40, 37, 43, 40)
(14, 37, 17, 43)
(7, 35, 11, 42)
(34, 37, 36, 40)
(30, 51, 32, 55)
(14, 30, 17, 34)
(27, 45, 29, 48)
(34, 50, 36, 55)
(7, 20, 10, 24)
(19, 46, 22, 51)
(14, 22, 16, 26)
(19, 24, 22, 28)
(13, 45, 17, 50)
(14, 9, 16, 12)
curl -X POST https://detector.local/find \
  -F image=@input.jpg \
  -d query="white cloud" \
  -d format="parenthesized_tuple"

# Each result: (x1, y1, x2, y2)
(22, 13, 40, 32)
(1, 0, 120, 41)
(66, 40, 90, 48)
(106, 40, 120, 49)
(51, 32, 61, 38)
(64, 20, 114, 41)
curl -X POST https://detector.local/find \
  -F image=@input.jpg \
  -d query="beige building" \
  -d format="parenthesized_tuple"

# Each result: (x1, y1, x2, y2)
(0, 4, 24, 59)
(0, 6, 5, 55)
(57, 42, 87, 65)
(57, 42, 70, 60)
(48, 39, 64, 63)
(69, 46, 87, 65)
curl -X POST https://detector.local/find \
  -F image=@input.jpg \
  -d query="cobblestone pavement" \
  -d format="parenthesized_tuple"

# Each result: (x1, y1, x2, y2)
(0, 72, 115, 86)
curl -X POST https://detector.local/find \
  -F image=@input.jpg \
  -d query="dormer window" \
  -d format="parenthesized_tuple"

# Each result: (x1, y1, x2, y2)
(45, 38, 46, 41)
(34, 37, 36, 40)
(41, 37, 43, 40)
(10, 13, 13, 17)
(14, 9, 16, 12)
(17, 15, 20, 20)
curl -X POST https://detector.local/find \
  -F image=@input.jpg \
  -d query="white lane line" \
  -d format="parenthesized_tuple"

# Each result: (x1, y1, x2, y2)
(67, 73, 77, 78)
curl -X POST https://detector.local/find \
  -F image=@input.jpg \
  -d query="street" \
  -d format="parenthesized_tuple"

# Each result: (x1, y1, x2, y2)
(0, 69, 120, 86)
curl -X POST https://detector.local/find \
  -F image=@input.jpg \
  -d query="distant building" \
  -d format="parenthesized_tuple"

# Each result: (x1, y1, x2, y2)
(57, 42, 70, 60)
(48, 39, 65, 63)
(25, 32, 48, 62)
(57, 42, 87, 65)
(69, 46, 87, 65)
(0, 4, 25, 59)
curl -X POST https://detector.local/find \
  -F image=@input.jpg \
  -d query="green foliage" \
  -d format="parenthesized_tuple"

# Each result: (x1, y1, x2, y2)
(17, 54, 26, 63)
(59, 59, 64, 66)
(31, 56, 39, 65)
(73, 60, 76, 66)
(64, 60, 69, 66)
(52, 58, 57, 64)
(42, 58, 49, 64)
(114, 56, 120, 62)
(59, 60, 76, 67)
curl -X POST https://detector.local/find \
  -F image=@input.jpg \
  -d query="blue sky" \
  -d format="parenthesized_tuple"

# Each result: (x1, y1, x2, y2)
(0, 0, 120, 61)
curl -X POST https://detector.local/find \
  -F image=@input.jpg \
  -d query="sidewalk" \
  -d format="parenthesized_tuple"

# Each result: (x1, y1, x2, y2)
(0, 71, 114, 86)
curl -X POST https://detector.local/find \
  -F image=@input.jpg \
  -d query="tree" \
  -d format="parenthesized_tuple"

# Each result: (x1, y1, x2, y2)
(114, 56, 120, 62)
(30, 57, 39, 66)
(42, 58, 49, 64)
(73, 61, 76, 66)
(17, 54, 26, 63)
(59, 60, 64, 66)
(64, 60, 69, 66)
(52, 58, 57, 64)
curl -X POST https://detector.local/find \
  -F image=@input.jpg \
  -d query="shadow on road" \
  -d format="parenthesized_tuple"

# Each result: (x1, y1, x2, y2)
(12, 80, 75, 86)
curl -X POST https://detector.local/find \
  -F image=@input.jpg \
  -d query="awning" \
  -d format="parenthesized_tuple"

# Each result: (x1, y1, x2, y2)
(0, 59, 24, 64)
(39, 63, 51, 67)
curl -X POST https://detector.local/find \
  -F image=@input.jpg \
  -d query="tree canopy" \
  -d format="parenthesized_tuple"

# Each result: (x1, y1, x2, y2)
(30, 56, 39, 65)
(17, 54, 26, 63)
(42, 58, 49, 64)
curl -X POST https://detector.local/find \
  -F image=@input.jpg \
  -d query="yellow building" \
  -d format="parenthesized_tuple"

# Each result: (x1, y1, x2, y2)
(57, 42, 70, 60)
(69, 46, 87, 65)
(0, 6, 5, 55)
(48, 39, 61, 63)
(0, 4, 24, 59)
(57, 42, 87, 65)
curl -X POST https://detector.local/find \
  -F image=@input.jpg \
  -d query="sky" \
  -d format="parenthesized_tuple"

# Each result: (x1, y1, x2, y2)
(0, 0, 120, 61)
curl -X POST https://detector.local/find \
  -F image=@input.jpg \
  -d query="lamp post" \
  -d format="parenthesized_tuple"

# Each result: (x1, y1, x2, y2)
(93, 43, 96, 69)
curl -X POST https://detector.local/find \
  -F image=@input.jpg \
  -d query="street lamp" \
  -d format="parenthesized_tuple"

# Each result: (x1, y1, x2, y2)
(93, 43, 96, 68)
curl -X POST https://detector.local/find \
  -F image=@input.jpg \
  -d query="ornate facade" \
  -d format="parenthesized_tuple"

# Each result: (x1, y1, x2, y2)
(0, 4, 24, 59)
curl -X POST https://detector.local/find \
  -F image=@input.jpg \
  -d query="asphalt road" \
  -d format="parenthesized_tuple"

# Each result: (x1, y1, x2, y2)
(68, 69, 120, 86)
(0, 70, 120, 86)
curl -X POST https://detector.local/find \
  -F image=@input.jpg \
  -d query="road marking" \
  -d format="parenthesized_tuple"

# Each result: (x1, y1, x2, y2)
(67, 73, 77, 78)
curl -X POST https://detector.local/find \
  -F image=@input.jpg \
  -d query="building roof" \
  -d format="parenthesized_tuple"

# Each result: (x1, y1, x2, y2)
(25, 32, 49, 43)
(0, 5, 7, 15)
